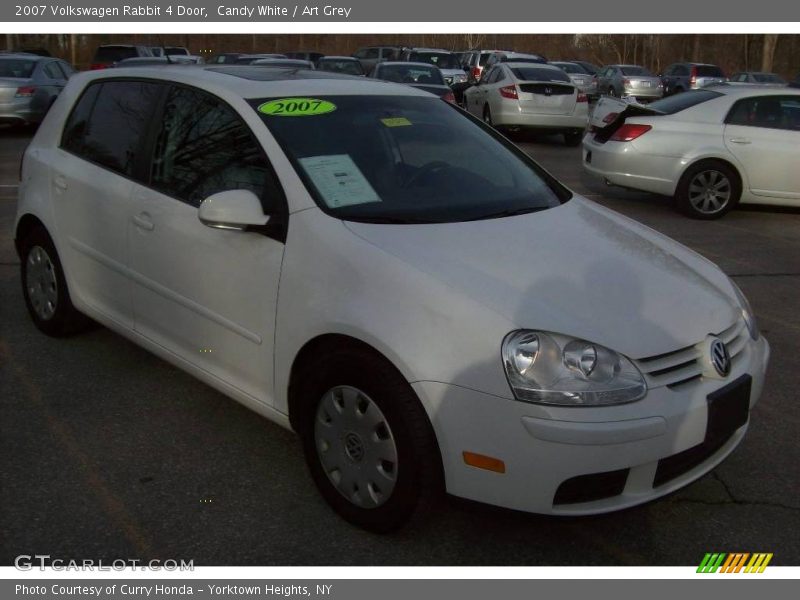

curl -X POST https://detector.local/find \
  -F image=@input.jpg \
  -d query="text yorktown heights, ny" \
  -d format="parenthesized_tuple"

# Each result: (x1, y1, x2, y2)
(15, 4, 354, 19)
(15, 584, 335, 597)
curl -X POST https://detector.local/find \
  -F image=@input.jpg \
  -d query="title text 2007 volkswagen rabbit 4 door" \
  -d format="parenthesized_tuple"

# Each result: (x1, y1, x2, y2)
(16, 67, 769, 531)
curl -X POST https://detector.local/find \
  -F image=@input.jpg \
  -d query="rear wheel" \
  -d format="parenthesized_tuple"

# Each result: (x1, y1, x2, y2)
(675, 160, 741, 220)
(296, 345, 443, 532)
(20, 226, 90, 336)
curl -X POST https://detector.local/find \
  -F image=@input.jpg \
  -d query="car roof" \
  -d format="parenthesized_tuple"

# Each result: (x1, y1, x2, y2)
(0, 53, 45, 61)
(378, 61, 441, 69)
(704, 85, 798, 96)
(503, 62, 561, 70)
(406, 48, 451, 53)
(72, 65, 435, 99)
(319, 56, 358, 61)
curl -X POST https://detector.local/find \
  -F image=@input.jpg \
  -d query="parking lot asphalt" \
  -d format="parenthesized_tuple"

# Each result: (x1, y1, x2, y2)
(1, 126, 799, 566)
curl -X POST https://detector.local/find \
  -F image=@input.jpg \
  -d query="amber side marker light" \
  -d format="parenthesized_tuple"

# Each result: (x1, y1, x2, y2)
(462, 451, 506, 473)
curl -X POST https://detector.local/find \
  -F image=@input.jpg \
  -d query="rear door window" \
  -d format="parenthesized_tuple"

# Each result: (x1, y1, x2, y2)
(61, 80, 164, 179)
(726, 95, 800, 131)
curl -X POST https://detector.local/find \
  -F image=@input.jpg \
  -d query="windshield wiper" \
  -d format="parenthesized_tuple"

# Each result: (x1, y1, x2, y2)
(463, 206, 548, 221)
(348, 216, 447, 224)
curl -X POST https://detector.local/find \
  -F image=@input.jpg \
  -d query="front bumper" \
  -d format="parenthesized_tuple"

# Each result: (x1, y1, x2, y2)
(413, 335, 769, 515)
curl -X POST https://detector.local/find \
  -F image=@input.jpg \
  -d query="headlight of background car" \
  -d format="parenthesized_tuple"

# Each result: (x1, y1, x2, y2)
(453, 73, 467, 84)
(502, 330, 647, 406)
(730, 279, 759, 341)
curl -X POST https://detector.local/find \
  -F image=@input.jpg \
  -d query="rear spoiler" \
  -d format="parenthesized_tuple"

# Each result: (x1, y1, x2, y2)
(589, 96, 663, 131)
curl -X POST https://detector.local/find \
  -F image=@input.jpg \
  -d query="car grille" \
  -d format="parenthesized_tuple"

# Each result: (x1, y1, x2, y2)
(633, 319, 748, 389)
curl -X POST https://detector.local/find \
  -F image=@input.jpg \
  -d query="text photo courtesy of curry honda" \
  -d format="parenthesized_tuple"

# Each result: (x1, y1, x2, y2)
(1, 33, 798, 564)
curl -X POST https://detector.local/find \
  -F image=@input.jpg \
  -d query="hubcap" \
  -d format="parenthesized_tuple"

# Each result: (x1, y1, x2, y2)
(688, 170, 731, 214)
(25, 245, 58, 320)
(314, 386, 398, 509)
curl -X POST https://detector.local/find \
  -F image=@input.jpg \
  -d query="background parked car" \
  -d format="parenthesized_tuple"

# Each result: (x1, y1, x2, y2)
(352, 46, 402, 72)
(568, 60, 601, 76)
(398, 48, 468, 87)
(550, 61, 599, 98)
(316, 56, 364, 76)
(482, 51, 548, 73)
(91, 44, 153, 69)
(284, 51, 325, 64)
(729, 72, 786, 85)
(114, 56, 204, 67)
(661, 62, 727, 95)
(0, 54, 74, 126)
(461, 49, 501, 84)
(151, 46, 190, 57)
(596, 64, 664, 101)
(464, 62, 588, 145)
(369, 61, 455, 103)
(251, 58, 315, 69)
(583, 88, 800, 218)
(208, 53, 287, 65)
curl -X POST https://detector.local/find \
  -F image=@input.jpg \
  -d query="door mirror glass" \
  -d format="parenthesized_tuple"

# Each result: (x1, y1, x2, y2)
(198, 190, 269, 231)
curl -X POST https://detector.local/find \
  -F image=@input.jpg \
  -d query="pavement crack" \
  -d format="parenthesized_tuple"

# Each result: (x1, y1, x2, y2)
(670, 473, 800, 512)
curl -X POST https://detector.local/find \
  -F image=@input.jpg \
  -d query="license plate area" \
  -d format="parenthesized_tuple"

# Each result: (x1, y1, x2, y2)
(706, 374, 751, 444)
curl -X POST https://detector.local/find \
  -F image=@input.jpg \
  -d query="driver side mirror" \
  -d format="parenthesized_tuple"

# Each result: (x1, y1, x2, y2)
(198, 190, 269, 231)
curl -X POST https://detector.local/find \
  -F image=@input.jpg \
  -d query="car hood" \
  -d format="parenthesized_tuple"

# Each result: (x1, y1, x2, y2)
(344, 197, 738, 359)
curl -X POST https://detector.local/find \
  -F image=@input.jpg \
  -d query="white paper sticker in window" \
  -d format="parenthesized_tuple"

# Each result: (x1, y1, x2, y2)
(298, 155, 381, 208)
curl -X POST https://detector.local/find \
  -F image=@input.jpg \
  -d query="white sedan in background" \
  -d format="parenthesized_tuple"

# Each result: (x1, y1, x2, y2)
(464, 62, 589, 145)
(583, 86, 800, 218)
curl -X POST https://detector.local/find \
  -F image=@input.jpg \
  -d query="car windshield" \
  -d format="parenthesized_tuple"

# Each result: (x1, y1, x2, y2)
(319, 60, 363, 76)
(479, 53, 492, 66)
(553, 63, 583, 74)
(511, 67, 571, 83)
(0, 58, 36, 78)
(409, 52, 460, 69)
(646, 89, 723, 114)
(620, 66, 653, 76)
(254, 95, 567, 223)
(377, 65, 444, 85)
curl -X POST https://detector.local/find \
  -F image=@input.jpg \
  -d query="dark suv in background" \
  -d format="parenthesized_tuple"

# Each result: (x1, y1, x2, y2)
(91, 44, 153, 69)
(661, 62, 727, 95)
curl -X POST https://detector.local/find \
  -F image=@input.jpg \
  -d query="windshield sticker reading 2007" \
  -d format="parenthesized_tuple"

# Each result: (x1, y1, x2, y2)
(258, 98, 337, 117)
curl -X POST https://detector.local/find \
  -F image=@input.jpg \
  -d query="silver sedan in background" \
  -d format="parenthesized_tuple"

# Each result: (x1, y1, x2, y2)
(550, 61, 599, 98)
(596, 64, 664, 102)
(0, 54, 74, 126)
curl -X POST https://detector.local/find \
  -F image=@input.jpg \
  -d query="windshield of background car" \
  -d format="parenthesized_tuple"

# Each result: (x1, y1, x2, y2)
(377, 65, 444, 84)
(553, 63, 583, 74)
(253, 95, 567, 223)
(646, 89, 723, 114)
(410, 52, 460, 69)
(511, 67, 571, 83)
(319, 60, 363, 75)
(0, 58, 36, 78)
(754, 73, 784, 83)
(479, 53, 492, 66)
(620, 66, 653, 76)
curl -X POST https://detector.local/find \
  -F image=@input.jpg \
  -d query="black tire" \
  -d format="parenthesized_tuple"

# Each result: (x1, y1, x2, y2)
(20, 226, 90, 336)
(564, 130, 584, 146)
(675, 160, 741, 220)
(295, 345, 443, 532)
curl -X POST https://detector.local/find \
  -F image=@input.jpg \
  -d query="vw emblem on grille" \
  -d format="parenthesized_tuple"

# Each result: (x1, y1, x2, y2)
(544, 87, 553, 96)
(710, 338, 731, 377)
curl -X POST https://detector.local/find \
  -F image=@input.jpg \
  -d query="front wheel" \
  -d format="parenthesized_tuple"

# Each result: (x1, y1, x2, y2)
(675, 160, 741, 220)
(20, 226, 90, 336)
(297, 346, 443, 532)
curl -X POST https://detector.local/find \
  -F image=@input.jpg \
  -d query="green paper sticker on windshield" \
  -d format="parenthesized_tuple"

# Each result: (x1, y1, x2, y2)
(381, 117, 412, 127)
(258, 98, 337, 117)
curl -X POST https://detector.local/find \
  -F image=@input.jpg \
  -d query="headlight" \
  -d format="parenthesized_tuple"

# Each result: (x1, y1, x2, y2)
(501, 330, 647, 406)
(730, 279, 759, 340)
(453, 73, 467, 83)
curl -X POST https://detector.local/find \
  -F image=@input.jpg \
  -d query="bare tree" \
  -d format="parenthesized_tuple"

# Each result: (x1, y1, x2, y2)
(761, 34, 779, 72)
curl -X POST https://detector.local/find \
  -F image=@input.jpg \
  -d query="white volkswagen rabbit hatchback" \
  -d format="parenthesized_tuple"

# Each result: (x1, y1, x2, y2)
(15, 66, 769, 531)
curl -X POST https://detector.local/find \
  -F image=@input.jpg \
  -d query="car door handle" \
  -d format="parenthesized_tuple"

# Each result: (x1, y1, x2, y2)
(132, 213, 155, 231)
(53, 175, 68, 191)
(729, 138, 751, 144)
